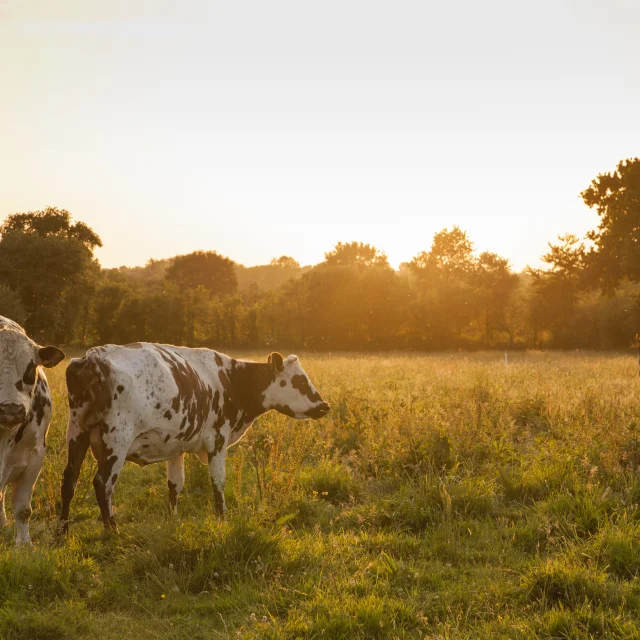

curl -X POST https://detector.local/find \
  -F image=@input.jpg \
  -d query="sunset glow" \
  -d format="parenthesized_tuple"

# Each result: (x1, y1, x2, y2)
(1, 0, 639, 269)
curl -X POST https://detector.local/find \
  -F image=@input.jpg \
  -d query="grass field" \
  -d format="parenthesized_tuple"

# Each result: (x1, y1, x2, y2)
(1, 351, 640, 639)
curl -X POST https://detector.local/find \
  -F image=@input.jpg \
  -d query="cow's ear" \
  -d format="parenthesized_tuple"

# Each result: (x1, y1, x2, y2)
(268, 352, 284, 373)
(38, 346, 65, 368)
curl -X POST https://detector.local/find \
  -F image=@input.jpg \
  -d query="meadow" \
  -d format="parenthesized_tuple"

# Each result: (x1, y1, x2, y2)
(1, 351, 640, 639)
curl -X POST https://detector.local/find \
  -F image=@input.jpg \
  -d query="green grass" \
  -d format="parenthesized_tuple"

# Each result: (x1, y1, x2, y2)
(3, 351, 640, 638)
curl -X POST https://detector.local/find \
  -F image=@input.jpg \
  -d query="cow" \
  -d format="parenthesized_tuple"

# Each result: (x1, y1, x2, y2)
(59, 344, 329, 532)
(0, 315, 65, 544)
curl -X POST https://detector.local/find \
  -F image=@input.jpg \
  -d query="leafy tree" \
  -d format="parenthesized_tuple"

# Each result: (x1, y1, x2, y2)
(324, 242, 389, 268)
(408, 227, 478, 348)
(107, 258, 170, 292)
(527, 235, 586, 347)
(581, 158, 640, 291)
(473, 252, 518, 346)
(1, 207, 102, 250)
(270, 255, 300, 269)
(147, 290, 185, 344)
(165, 250, 237, 296)
(410, 227, 476, 280)
(236, 262, 302, 291)
(0, 207, 101, 342)
(92, 282, 131, 344)
(0, 283, 27, 325)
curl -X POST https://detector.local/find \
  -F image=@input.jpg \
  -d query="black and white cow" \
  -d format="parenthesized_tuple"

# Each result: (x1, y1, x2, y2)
(0, 316, 65, 544)
(60, 343, 329, 532)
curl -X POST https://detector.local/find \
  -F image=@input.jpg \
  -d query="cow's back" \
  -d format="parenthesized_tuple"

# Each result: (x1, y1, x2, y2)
(0, 316, 25, 335)
(67, 343, 219, 430)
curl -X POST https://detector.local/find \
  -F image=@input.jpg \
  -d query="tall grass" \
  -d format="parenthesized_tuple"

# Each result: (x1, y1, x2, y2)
(1, 351, 639, 638)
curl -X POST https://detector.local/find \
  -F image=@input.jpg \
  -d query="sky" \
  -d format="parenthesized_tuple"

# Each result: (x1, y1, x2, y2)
(0, 0, 639, 271)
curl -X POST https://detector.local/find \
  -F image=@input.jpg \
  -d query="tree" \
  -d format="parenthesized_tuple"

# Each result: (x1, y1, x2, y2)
(473, 252, 518, 346)
(0, 283, 27, 325)
(270, 255, 300, 269)
(92, 282, 131, 344)
(165, 250, 237, 296)
(324, 242, 389, 268)
(408, 227, 478, 348)
(0, 208, 102, 342)
(1, 207, 102, 250)
(527, 235, 586, 347)
(409, 227, 476, 280)
(581, 157, 640, 291)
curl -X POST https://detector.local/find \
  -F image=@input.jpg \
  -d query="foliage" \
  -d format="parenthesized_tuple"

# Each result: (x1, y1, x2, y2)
(165, 250, 238, 296)
(0, 206, 102, 251)
(582, 157, 640, 290)
(5, 157, 640, 350)
(0, 208, 101, 343)
(270, 255, 300, 269)
(324, 241, 390, 268)
(0, 283, 27, 325)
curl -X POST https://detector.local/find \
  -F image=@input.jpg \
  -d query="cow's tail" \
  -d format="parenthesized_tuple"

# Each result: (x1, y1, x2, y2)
(65, 350, 113, 433)
(60, 351, 112, 534)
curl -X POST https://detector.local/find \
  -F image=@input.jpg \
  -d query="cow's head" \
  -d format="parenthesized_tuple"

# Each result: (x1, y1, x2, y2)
(262, 352, 330, 419)
(0, 329, 65, 428)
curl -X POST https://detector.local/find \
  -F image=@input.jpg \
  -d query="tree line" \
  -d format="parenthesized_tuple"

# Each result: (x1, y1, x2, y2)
(1, 158, 640, 351)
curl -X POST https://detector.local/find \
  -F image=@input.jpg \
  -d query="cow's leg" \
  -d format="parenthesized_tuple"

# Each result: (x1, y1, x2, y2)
(90, 424, 130, 532)
(93, 446, 127, 532)
(0, 489, 7, 528)
(59, 428, 90, 535)
(207, 434, 228, 517)
(166, 454, 185, 515)
(12, 447, 45, 545)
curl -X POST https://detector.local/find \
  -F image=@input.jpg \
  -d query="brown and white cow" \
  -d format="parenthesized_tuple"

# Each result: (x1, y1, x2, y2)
(60, 343, 329, 532)
(0, 315, 65, 544)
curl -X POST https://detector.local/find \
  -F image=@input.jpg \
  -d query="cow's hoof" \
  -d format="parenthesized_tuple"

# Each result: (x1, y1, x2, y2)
(103, 519, 119, 534)
(15, 539, 33, 548)
(55, 521, 69, 542)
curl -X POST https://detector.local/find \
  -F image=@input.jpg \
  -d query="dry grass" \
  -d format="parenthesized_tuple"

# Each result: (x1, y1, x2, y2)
(1, 351, 640, 639)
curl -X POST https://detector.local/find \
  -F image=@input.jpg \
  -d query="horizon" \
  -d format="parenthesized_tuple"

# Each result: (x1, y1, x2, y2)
(1, 1, 639, 271)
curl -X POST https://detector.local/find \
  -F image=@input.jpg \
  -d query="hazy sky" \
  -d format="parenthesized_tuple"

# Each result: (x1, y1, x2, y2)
(1, 1, 639, 270)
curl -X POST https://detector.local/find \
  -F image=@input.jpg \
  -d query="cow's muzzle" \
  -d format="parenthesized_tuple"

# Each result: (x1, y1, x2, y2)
(305, 402, 331, 419)
(0, 403, 27, 426)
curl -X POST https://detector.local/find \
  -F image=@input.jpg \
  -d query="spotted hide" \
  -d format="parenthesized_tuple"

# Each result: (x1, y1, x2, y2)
(59, 345, 329, 532)
(0, 316, 65, 544)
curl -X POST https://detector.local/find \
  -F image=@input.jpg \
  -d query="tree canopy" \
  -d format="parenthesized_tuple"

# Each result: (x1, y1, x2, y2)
(1, 207, 102, 250)
(0, 207, 101, 341)
(165, 250, 237, 296)
(4, 157, 640, 351)
(324, 242, 389, 268)
(582, 157, 640, 290)
(270, 256, 300, 269)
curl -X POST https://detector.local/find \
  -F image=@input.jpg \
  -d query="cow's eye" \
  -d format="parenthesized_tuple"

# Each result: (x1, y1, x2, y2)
(23, 362, 36, 386)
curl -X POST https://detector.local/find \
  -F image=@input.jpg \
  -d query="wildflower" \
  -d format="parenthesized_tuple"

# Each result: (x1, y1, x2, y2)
(250, 613, 256, 621)
(160, 594, 166, 599)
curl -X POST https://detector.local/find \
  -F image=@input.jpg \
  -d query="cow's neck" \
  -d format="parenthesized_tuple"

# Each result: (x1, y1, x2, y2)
(223, 358, 274, 430)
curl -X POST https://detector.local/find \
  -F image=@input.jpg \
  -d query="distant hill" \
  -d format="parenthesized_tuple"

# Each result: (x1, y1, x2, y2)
(105, 258, 307, 293)
(235, 264, 308, 291)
